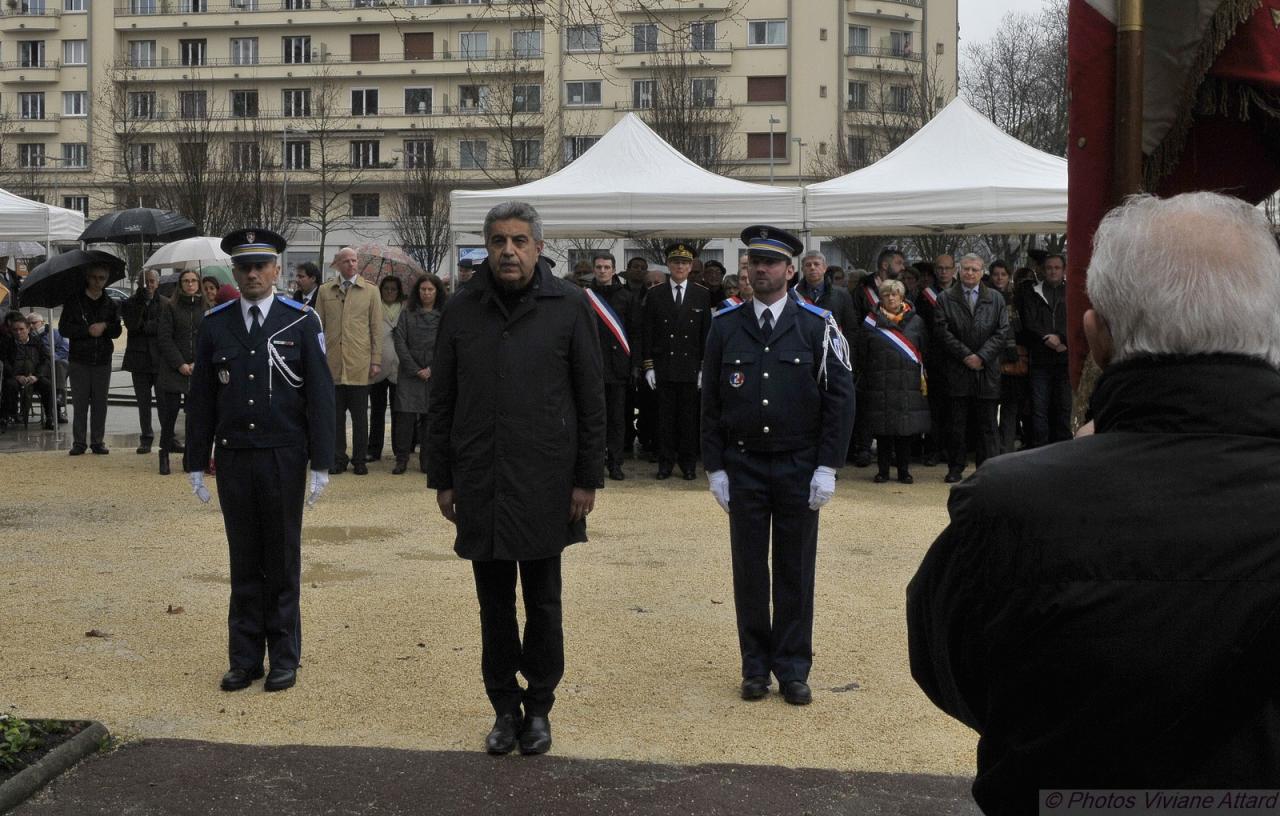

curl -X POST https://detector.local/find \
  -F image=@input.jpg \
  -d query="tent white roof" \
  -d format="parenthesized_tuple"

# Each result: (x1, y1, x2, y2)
(450, 113, 804, 238)
(805, 98, 1068, 236)
(0, 187, 85, 242)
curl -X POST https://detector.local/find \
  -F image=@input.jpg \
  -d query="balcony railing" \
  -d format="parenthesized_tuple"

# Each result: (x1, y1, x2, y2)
(614, 40, 729, 56)
(0, 5, 62, 16)
(114, 0, 535, 15)
(119, 103, 546, 122)
(0, 59, 62, 69)
(847, 45, 920, 61)
(123, 48, 545, 69)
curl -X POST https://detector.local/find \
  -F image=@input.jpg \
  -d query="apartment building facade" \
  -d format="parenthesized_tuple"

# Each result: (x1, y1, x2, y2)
(0, 0, 956, 269)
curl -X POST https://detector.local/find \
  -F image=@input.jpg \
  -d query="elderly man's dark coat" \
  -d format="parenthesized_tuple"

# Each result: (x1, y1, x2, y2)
(426, 259, 606, 561)
(907, 354, 1280, 815)
(931, 284, 1010, 399)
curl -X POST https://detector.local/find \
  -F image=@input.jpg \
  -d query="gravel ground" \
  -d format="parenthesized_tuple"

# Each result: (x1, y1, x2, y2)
(1, 450, 976, 777)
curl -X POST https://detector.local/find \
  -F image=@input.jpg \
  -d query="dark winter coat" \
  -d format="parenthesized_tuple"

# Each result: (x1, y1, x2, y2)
(795, 279, 858, 341)
(155, 292, 204, 395)
(425, 259, 606, 562)
(930, 284, 1010, 399)
(59, 291, 122, 367)
(4, 335, 50, 381)
(908, 355, 1280, 814)
(641, 280, 711, 383)
(586, 278, 636, 384)
(121, 289, 163, 374)
(392, 305, 440, 415)
(1018, 280, 1069, 368)
(855, 307, 931, 437)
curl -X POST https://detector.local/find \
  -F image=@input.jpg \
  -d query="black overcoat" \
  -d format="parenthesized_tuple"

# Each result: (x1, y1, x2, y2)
(930, 284, 1010, 399)
(855, 307, 931, 437)
(425, 259, 606, 561)
(154, 292, 204, 395)
(641, 281, 711, 383)
(121, 290, 163, 374)
(586, 278, 636, 384)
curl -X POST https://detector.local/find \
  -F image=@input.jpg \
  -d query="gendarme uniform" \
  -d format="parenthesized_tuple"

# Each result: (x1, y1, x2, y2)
(701, 225, 855, 701)
(185, 228, 336, 691)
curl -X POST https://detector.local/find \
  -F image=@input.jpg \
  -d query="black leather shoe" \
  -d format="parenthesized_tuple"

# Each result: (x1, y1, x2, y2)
(681, 469, 696, 481)
(90, 444, 109, 455)
(873, 472, 889, 483)
(159, 451, 171, 475)
(352, 462, 369, 475)
(852, 451, 873, 468)
(944, 470, 964, 484)
(608, 464, 625, 481)
(782, 680, 812, 706)
(329, 463, 347, 475)
(136, 442, 152, 454)
(740, 676, 770, 701)
(655, 468, 672, 480)
(485, 713, 521, 755)
(391, 460, 408, 475)
(69, 444, 86, 456)
(264, 667, 296, 692)
(42, 419, 55, 431)
(898, 472, 914, 484)
(220, 666, 264, 691)
(518, 715, 552, 755)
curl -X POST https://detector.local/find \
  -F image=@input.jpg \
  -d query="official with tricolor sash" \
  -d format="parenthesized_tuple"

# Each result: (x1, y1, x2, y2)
(585, 252, 636, 481)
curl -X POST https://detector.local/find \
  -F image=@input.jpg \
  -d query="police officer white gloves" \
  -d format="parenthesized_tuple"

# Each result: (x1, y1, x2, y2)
(808, 466, 837, 510)
(708, 469, 730, 513)
(188, 471, 211, 504)
(307, 469, 330, 507)
(644, 369, 657, 390)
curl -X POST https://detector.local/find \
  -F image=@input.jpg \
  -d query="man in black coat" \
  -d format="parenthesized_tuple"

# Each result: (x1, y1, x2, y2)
(427, 201, 605, 757)
(794, 250, 857, 339)
(1017, 252, 1070, 447)
(60, 263, 123, 455)
(702, 226, 855, 706)
(931, 253, 1010, 483)
(121, 269, 163, 454)
(908, 191, 1280, 814)
(586, 252, 636, 481)
(641, 242, 711, 480)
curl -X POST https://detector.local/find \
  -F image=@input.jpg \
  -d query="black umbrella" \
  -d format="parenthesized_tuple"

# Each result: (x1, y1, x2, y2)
(78, 208, 198, 245)
(19, 250, 127, 308)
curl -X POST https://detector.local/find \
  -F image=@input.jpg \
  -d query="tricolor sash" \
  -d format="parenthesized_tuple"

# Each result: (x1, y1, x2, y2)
(863, 314, 926, 394)
(585, 288, 630, 356)
(715, 295, 743, 314)
(863, 282, 881, 307)
(920, 286, 938, 307)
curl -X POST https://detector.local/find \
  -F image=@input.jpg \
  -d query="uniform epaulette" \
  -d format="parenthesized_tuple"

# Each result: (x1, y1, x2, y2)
(692, 282, 709, 290)
(798, 301, 832, 320)
(205, 299, 238, 317)
(276, 296, 307, 312)
(714, 301, 745, 316)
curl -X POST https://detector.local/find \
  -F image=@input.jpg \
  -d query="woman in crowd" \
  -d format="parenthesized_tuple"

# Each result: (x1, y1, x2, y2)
(153, 269, 204, 475)
(390, 274, 445, 474)
(200, 276, 220, 310)
(990, 260, 1029, 454)
(367, 275, 404, 464)
(856, 278, 930, 484)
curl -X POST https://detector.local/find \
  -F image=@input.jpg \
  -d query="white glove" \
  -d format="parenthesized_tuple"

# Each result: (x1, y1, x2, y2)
(188, 471, 211, 504)
(644, 369, 657, 390)
(307, 469, 330, 507)
(808, 466, 837, 510)
(697, 370, 702, 390)
(708, 469, 730, 513)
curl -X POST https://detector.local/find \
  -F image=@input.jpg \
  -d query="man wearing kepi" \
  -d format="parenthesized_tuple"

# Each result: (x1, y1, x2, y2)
(908, 192, 1280, 812)
(426, 201, 604, 756)
(702, 225, 854, 706)
(185, 228, 336, 694)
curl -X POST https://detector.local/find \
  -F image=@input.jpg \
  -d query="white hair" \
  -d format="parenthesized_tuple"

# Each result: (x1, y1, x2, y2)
(957, 252, 986, 268)
(1087, 192, 1280, 367)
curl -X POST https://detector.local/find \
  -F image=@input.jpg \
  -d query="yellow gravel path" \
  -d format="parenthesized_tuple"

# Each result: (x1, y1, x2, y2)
(1, 451, 976, 776)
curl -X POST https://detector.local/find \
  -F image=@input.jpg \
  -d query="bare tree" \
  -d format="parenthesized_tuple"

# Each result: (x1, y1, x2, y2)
(388, 142, 453, 277)
(462, 55, 558, 185)
(637, 46, 738, 174)
(93, 62, 162, 212)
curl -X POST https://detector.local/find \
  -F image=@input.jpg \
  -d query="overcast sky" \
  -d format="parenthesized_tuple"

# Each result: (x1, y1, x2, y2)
(958, 0, 1050, 46)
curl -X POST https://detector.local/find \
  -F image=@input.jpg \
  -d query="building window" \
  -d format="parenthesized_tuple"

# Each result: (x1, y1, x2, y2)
(746, 76, 786, 103)
(890, 30, 913, 57)
(631, 80, 655, 110)
(63, 196, 89, 215)
(458, 31, 487, 59)
(284, 140, 310, 170)
(747, 20, 786, 46)
(180, 0, 206, 11)
(128, 0, 156, 13)
(350, 140, 379, 168)
(282, 89, 310, 117)
(404, 32, 434, 60)
(403, 138, 434, 169)
(565, 80, 601, 107)
(62, 90, 87, 117)
(179, 90, 207, 119)
(63, 0, 85, 10)
(231, 89, 258, 118)
(351, 88, 378, 116)
(228, 0, 257, 9)
(283, 36, 311, 64)
(847, 81, 867, 111)
(286, 193, 310, 217)
(458, 84, 488, 112)
(512, 84, 540, 113)
(350, 33, 379, 62)
(230, 38, 258, 66)
(284, 0, 310, 8)
(18, 144, 45, 168)
(847, 136, 868, 166)
(18, 93, 45, 120)
(351, 193, 380, 217)
(62, 39, 86, 65)
(688, 134, 718, 165)
(746, 132, 787, 160)
(179, 39, 206, 67)
(937, 42, 945, 56)
(888, 85, 912, 113)
(633, 23, 657, 53)
(458, 139, 487, 169)
(562, 135, 598, 164)
(848, 26, 869, 54)
(404, 87, 432, 115)
(512, 30, 541, 58)
(691, 77, 716, 107)
(689, 21, 715, 51)
(127, 91, 156, 119)
(18, 41, 46, 68)
(61, 143, 87, 168)
(128, 40, 156, 67)
(566, 24, 602, 53)
(230, 142, 260, 171)
(512, 138, 540, 169)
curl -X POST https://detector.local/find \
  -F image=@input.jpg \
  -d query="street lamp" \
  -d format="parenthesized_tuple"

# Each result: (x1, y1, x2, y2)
(767, 115, 781, 184)
(793, 137, 806, 188)
(281, 127, 308, 227)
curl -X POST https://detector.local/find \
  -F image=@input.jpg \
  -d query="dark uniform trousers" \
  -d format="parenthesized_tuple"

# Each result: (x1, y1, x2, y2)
(725, 445, 820, 683)
(604, 383, 628, 464)
(218, 445, 307, 671)
(472, 555, 563, 718)
(68, 361, 111, 447)
(334, 384, 369, 467)
(131, 372, 157, 443)
(658, 382, 700, 470)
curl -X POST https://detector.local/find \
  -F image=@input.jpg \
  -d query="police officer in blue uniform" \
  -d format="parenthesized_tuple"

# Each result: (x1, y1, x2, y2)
(185, 228, 337, 693)
(701, 225, 855, 706)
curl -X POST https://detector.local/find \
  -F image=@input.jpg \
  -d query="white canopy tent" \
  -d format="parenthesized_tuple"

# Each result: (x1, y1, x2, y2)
(805, 98, 1068, 236)
(450, 113, 805, 239)
(0, 187, 85, 243)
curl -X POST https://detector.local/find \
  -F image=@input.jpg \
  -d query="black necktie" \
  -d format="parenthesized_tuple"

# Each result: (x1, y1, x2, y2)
(674, 284, 683, 308)
(249, 304, 261, 335)
(761, 310, 773, 339)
